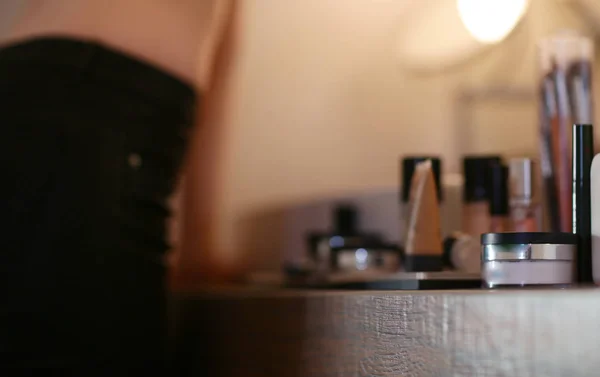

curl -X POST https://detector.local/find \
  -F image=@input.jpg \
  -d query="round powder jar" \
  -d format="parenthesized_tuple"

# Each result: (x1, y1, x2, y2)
(481, 232, 577, 288)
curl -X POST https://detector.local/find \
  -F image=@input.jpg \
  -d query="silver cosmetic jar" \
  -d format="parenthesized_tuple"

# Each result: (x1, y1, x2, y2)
(481, 232, 577, 288)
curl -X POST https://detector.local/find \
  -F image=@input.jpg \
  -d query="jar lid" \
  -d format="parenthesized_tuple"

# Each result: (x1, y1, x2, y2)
(482, 243, 575, 261)
(481, 232, 578, 245)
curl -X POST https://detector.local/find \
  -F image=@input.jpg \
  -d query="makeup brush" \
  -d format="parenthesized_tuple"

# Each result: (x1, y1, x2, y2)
(567, 60, 593, 124)
(552, 62, 574, 232)
(540, 73, 561, 232)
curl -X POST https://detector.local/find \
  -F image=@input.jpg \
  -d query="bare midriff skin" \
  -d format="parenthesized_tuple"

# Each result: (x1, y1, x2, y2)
(3, 0, 232, 89)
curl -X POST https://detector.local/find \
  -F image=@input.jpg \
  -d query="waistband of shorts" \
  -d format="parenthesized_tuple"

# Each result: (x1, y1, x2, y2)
(0, 36, 197, 110)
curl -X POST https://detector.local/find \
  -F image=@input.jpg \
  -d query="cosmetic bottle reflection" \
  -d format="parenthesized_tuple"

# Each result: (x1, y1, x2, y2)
(509, 158, 540, 232)
(462, 156, 501, 236)
(488, 163, 509, 232)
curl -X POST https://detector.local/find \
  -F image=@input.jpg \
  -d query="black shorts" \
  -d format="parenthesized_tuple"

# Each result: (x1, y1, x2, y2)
(0, 38, 196, 374)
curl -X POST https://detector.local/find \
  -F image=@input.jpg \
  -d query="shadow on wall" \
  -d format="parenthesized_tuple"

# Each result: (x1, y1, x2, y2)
(235, 179, 464, 274)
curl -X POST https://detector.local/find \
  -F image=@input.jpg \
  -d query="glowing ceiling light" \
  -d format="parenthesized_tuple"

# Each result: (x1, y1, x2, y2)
(396, 0, 532, 73)
(457, 0, 530, 44)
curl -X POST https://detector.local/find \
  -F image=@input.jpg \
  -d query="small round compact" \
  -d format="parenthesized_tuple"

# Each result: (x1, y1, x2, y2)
(481, 232, 577, 288)
(330, 245, 400, 272)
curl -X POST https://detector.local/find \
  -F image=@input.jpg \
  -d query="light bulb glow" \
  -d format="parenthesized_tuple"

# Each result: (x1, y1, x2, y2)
(457, 0, 529, 44)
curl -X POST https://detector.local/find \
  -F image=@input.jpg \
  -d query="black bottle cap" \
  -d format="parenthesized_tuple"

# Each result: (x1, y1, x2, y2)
(463, 155, 502, 202)
(488, 163, 509, 215)
(401, 156, 442, 203)
(333, 204, 357, 235)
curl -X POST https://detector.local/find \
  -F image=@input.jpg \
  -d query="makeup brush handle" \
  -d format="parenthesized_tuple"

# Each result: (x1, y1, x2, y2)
(573, 124, 594, 283)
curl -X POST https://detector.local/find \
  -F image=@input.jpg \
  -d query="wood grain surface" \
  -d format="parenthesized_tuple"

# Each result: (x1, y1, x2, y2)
(171, 288, 600, 376)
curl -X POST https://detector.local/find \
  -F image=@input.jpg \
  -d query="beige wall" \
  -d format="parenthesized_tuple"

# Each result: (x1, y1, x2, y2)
(205, 0, 599, 273)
